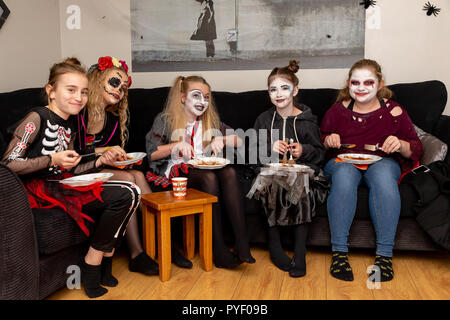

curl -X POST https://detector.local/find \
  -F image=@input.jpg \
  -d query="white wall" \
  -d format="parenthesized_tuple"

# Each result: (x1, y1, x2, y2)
(1, 0, 449, 114)
(0, 0, 61, 92)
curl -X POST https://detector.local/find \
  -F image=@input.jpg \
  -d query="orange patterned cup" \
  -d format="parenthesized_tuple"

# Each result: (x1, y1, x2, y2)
(172, 177, 188, 200)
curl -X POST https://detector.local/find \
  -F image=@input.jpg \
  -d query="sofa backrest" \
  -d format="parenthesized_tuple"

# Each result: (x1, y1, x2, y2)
(0, 80, 447, 156)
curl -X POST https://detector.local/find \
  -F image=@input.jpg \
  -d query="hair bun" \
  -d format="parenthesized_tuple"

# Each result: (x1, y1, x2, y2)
(63, 57, 82, 67)
(287, 60, 299, 73)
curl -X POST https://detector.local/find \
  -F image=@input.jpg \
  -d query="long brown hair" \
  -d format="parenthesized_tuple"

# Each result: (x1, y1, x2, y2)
(45, 57, 86, 104)
(86, 66, 129, 148)
(161, 75, 220, 144)
(336, 59, 393, 103)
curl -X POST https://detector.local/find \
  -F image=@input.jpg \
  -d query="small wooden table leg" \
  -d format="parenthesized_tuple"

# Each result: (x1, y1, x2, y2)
(157, 210, 172, 281)
(199, 204, 213, 271)
(142, 204, 156, 259)
(183, 215, 196, 260)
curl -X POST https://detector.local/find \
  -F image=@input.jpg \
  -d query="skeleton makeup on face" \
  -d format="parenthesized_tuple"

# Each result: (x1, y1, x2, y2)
(184, 89, 209, 117)
(268, 77, 297, 109)
(349, 68, 379, 103)
(102, 69, 128, 105)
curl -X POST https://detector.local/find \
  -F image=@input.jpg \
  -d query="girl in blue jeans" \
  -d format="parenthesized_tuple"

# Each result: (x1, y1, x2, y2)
(321, 59, 422, 282)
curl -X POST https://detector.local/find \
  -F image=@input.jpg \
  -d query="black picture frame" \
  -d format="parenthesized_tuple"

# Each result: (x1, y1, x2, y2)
(0, 0, 11, 30)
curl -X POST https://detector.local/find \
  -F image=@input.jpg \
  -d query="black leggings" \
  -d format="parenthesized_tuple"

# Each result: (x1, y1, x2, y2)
(185, 166, 251, 260)
(82, 181, 141, 253)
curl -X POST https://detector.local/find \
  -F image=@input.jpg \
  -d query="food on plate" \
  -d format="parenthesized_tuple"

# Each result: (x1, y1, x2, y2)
(280, 160, 295, 167)
(198, 160, 218, 166)
(342, 155, 372, 161)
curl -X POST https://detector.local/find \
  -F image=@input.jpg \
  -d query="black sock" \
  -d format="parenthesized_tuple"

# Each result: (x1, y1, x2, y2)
(80, 260, 108, 298)
(129, 252, 159, 275)
(100, 256, 118, 287)
(171, 246, 193, 269)
(330, 251, 354, 281)
(289, 224, 308, 278)
(369, 255, 394, 282)
(268, 227, 291, 271)
(213, 247, 243, 269)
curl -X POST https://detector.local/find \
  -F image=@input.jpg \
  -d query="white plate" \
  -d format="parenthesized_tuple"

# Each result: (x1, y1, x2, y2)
(188, 157, 231, 169)
(60, 172, 114, 187)
(112, 152, 147, 166)
(266, 162, 312, 172)
(337, 153, 382, 165)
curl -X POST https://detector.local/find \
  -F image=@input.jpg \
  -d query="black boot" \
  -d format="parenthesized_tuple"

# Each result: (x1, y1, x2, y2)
(101, 256, 118, 287)
(80, 259, 108, 298)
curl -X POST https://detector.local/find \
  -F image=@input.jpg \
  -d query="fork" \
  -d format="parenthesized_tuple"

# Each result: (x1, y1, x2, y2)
(341, 144, 356, 149)
(364, 143, 400, 152)
(364, 143, 382, 151)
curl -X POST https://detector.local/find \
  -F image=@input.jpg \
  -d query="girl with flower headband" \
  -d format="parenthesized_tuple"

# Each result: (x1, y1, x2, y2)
(2, 57, 141, 298)
(146, 75, 255, 268)
(75, 56, 165, 275)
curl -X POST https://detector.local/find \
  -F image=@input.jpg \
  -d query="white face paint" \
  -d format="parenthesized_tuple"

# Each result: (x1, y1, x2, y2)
(349, 68, 379, 103)
(268, 78, 297, 110)
(184, 89, 209, 117)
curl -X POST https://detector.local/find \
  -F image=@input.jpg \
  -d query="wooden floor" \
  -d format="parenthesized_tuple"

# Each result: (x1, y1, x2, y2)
(47, 246, 450, 300)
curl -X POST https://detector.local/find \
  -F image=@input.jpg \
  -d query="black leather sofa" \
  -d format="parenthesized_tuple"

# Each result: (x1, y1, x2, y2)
(0, 80, 448, 299)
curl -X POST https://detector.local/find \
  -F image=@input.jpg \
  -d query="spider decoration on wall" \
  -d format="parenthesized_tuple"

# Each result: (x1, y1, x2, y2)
(359, 0, 377, 9)
(423, 2, 441, 16)
(0, 0, 11, 30)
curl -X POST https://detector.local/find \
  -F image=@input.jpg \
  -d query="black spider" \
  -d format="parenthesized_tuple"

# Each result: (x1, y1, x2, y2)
(359, 0, 377, 9)
(423, 2, 441, 16)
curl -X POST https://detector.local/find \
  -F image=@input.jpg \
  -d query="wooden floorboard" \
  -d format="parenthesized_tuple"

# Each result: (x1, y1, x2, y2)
(47, 247, 450, 300)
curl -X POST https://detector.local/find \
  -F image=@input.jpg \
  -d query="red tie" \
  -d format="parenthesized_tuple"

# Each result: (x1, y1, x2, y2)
(188, 119, 199, 148)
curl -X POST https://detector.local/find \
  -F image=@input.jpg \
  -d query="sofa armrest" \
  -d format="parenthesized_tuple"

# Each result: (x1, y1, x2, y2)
(0, 163, 39, 300)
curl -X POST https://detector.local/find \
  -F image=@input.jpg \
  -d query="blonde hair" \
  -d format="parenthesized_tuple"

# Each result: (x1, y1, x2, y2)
(336, 59, 393, 103)
(162, 75, 220, 144)
(86, 66, 129, 148)
(46, 57, 86, 104)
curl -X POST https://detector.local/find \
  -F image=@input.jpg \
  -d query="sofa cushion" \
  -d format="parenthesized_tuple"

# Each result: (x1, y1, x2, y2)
(0, 88, 46, 141)
(387, 81, 447, 133)
(33, 208, 88, 255)
(414, 125, 448, 165)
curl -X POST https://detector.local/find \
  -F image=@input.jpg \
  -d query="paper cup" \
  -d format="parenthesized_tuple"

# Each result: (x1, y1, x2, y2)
(172, 177, 188, 199)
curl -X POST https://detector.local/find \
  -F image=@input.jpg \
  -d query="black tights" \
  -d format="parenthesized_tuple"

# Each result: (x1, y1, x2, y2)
(186, 167, 252, 266)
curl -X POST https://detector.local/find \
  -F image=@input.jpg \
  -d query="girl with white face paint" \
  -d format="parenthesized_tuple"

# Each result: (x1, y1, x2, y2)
(252, 60, 325, 278)
(183, 87, 210, 118)
(348, 68, 380, 104)
(320, 59, 423, 283)
(146, 75, 255, 268)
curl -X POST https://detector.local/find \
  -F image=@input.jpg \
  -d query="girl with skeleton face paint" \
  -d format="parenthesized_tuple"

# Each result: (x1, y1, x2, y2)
(320, 59, 423, 283)
(75, 56, 161, 277)
(145, 75, 255, 268)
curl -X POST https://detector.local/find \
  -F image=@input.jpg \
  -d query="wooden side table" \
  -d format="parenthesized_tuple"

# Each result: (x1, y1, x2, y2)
(140, 188, 217, 281)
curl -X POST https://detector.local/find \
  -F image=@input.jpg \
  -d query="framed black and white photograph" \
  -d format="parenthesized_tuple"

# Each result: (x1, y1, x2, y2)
(0, 0, 10, 30)
(131, 0, 365, 72)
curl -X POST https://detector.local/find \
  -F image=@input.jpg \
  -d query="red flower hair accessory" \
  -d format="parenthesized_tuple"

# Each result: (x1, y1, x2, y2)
(98, 56, 113, 70)
(97, 56, 132, 88)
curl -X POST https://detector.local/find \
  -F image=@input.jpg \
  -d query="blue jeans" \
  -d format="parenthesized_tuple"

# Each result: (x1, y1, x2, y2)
(324, 158, 401, 257)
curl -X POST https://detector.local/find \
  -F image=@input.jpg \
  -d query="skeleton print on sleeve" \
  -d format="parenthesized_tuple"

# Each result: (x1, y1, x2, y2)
(1, 112, 52, 175)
